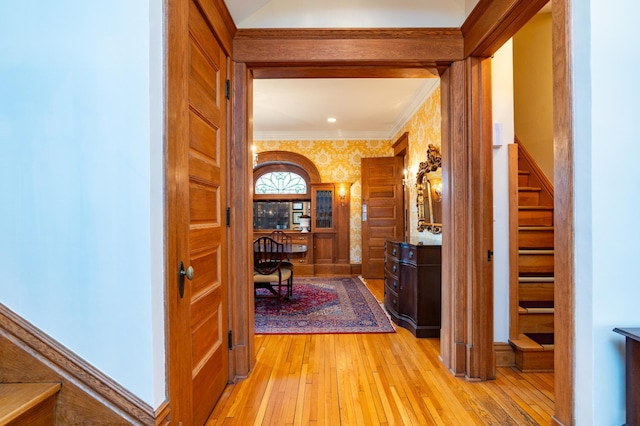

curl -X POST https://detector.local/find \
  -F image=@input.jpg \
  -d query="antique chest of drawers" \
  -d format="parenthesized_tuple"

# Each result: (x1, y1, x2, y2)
(384, 240, 441, 337)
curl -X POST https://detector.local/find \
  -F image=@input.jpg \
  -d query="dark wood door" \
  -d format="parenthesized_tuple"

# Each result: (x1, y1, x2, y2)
(167, 0, 228, 424)
(361, 157, 404, 278)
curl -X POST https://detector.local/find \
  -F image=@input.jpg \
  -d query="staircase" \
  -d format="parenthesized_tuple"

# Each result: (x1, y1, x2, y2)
(509, 142, 555, 372)
(0, 382, 61, 425)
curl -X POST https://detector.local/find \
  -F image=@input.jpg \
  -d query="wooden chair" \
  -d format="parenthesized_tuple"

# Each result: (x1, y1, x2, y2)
(269, 230, 294, 297)
(253, 236, 292, 310)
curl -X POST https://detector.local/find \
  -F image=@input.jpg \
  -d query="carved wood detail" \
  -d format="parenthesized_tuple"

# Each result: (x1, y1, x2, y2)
(0, 304, 155, 425)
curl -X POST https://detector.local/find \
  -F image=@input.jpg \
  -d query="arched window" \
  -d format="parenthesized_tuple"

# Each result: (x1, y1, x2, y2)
(255, 171, 307, 195)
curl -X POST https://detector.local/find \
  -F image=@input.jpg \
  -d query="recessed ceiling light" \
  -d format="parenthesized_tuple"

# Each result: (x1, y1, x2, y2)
(327, 117, 337, 123)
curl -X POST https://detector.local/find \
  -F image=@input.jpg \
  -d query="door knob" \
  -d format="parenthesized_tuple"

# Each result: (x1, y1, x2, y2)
(181, 265, 194, 280)
(178, 261, 194, 299)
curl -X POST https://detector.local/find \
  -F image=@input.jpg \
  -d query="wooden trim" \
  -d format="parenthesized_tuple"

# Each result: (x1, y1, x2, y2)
(193, 0, 236, 55)
(165, 0, 191, 422)
(233, 28, 463, 65)
(255, 151, 322, 183)
(494, 342, 516, 367)
(229, 62, 255, 378)
(462, 0, 550, 58)
(350, 264, 363, 276)
(508, 144, 520, 340)
(252, 66, 440, 79)
(0, 304, 154, 425)
(392, 132, 409, 156)
(440, 62, 468, 376)
(551, 0, 575, 423)
(466, 57, 495, 380)
(155, 401, 170, 426)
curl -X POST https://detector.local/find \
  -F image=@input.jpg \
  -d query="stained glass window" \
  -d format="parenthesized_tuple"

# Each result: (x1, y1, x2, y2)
(255, 171, 307, 194)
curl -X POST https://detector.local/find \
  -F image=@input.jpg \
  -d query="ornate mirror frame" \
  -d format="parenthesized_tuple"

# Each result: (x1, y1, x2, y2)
(416, 144, 442, 234)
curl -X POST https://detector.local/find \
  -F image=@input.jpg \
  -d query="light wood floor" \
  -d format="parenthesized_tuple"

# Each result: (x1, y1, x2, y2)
(207, 279, 554, 425)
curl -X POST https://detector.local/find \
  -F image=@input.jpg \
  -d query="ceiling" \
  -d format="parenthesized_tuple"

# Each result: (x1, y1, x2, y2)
(223, 0, 549, 141)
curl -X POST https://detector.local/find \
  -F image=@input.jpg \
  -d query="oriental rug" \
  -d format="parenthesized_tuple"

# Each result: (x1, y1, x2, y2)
(254, 276, 395, 334)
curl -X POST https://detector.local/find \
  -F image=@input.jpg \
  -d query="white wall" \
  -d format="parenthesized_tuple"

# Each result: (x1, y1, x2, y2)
(491, 40, 515, 343)
(573, 1, 640, 424)
(0, 1, 165, 406)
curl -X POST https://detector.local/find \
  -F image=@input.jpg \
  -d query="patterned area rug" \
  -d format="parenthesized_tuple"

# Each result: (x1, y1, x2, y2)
(254, 276, 395, 334)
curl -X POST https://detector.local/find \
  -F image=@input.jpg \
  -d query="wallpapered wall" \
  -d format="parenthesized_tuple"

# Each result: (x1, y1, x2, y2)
(392, 83, 443, 245)
(254, 80, 442, 263)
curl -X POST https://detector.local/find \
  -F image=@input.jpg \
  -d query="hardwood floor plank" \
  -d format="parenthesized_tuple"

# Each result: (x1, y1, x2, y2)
(209, 279, 554, 425)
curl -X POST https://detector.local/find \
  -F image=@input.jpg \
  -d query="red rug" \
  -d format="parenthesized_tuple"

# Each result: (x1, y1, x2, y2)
(254, 276, 395, 334)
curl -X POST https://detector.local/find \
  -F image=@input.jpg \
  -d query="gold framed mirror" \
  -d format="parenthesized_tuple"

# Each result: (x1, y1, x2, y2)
(416, 144, 442, 234)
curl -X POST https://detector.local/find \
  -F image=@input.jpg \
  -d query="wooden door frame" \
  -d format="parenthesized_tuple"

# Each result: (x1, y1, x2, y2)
(165, 0, 575, 423)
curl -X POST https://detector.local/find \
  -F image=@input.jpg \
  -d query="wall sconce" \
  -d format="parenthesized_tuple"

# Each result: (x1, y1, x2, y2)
(403, 166, 417, 187)
(338, 185, 346, 206)
(252, 145, 258, 169)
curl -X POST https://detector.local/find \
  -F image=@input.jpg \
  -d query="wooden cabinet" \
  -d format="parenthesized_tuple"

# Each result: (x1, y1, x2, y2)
(384, 240, 441, 338)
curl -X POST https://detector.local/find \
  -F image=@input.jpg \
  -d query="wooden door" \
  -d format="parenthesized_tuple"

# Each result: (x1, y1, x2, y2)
(361, 157, 404, 278)
(167, 0, 228, 424)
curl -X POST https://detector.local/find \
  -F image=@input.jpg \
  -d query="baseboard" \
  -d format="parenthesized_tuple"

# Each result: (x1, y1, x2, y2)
(494, 342, 515, 367)
(0, 303, 156, 425)
(350, 264, 362, 275)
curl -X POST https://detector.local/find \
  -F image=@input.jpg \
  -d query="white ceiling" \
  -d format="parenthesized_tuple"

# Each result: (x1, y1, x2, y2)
(225, 0, 480, 29)
(253, 78, 440, 140)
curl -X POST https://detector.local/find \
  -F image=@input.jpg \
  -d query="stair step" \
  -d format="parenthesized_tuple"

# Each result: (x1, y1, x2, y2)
(519, 276, 554, 283)
(519, 282, 554, 301)
(518, 250, 554, 276)
(518, 187, 541, 205)
(510, 334, 554, 372)
(0, 382, 61, 425)
(518, 206, 553, 226)
(518, 226, 554, 249)
(525, 332, 555, 349)
(519, 311, 554, 333)
(518, 170, 531, 186)
(519, 300, 554, 314)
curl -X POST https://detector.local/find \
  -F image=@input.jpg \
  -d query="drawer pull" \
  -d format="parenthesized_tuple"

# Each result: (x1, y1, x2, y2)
(392, 248, 397, 255)
(392, 299, 397, 306)
(298, 259, 304, 263)
(409, 251, 414, 258)
(392, 281, 397, 289)
(392, 265, 397, 272)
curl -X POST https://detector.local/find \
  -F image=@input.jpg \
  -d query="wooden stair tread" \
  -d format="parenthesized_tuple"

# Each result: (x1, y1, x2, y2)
(511, 334, 555, 351)
(510, 335, 544, 351)
(519, 226, 554, 231)
(0, 383, 61, 424)
(519, 300, 554, 314)
(518, 206, 553, 210)
(519, 276, 554, 282)
(518, 186, 542, 191)
(519, 249, 554, 254)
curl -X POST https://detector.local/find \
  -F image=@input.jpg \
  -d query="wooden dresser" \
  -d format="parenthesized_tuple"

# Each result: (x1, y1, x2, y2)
(384, 240, 442, 338)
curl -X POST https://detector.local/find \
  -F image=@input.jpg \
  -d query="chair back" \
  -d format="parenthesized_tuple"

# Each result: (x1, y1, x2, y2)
(253, 236, 285, 275)
(269, 231, 292, 254)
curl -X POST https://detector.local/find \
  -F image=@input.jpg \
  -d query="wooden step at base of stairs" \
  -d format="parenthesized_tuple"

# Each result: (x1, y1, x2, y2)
(518, 206, 553, 226)
(519, 226, 554, 249)
(0, 382, 61, 425)
(510, 334, 554, 372)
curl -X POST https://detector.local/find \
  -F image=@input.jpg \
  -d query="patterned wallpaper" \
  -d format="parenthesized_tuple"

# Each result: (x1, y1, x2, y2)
(392, 83, 443, 245)
(254, 81, 443, 263)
